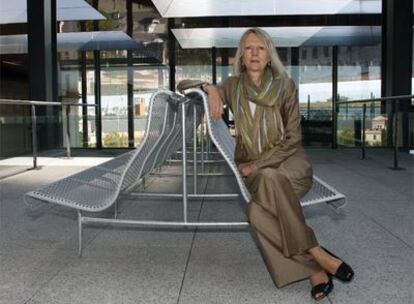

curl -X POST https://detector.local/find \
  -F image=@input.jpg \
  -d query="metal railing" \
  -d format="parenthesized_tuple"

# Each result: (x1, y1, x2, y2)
(1, 94, 412, 171)
(337, 94, 413, 170)
(0, 98, 96, 169)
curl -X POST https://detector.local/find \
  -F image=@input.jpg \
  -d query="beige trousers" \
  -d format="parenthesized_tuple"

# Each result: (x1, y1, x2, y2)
(244, 151, 322, 288)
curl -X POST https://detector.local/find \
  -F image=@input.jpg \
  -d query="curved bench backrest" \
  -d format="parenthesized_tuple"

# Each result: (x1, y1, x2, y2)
(185, 89, 252, 203)
(120, 90, 178, 191)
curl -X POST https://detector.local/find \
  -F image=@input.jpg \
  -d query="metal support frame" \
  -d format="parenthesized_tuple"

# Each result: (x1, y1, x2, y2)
(212, 47, 217, 85)
(64, 105, 71, 158)
(125, 193, 239, 199)
(150, 172, 231, 177)
(31, 105, 38, 168)
(181, 103, 188, 223)
(80, 21, 88, 148)
(361, 104, 366, 160)
(168, 19, 176, 91)
(81, 217, 249, 228)
(201, 121, 205, 172)
(126, 0, 134, 148)
(168, 159, 224, 164)
(193, 105, 198, 194)
(94, 50, 102, 149)
(78, 210, 83, 257)
(391, 99, 403, 170)
(332, 45, 338, 149)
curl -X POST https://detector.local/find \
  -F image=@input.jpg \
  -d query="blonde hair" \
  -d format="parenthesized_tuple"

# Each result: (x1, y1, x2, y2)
(234, 28, 287, 80)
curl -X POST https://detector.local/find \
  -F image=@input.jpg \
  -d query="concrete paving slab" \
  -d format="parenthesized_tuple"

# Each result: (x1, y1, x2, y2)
(178, 232, 331, 304)
(306, 207, 412, 304)
(26, 260, 184, 304)
(0, 149, 412, 304)
(0, 248, 73, 304)
(353, 199, 413, 248)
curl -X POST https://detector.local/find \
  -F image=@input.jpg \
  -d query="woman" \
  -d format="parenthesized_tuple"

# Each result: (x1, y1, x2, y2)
(179, 28, 354, 301)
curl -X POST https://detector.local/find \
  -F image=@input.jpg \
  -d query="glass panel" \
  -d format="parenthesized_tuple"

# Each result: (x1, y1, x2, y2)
(337, 45, 381, 101)
(0, 104, 31, 158)
(299, 46, 332, 147)
(176, 48, 213, 87)
(337, 101, 387, 147)
(101, 68, 128, 148)
(86, 68, 97, 148)
(133, 67, 169, 146)
(59, 64, 83, 148)
(216, 48, 236, 83)
(132, 2, 168, 64)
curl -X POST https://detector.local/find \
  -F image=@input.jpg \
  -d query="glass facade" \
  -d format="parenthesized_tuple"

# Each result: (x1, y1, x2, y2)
(299, 46, 333, 147)
(337, 43, 382, 147)
(0, 0, 412, 158)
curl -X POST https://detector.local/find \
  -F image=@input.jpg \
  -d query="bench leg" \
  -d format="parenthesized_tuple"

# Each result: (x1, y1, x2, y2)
(78, 210, 83, 258)
(201, 121, 205, 173)
(114, 200, 118, 219)
(193, 105, 198, 195)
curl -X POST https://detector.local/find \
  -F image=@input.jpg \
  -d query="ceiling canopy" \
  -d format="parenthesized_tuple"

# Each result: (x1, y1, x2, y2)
(152, 0, 380, 18)
(172, 26, 381, 49)
(0, 0, 105, 24)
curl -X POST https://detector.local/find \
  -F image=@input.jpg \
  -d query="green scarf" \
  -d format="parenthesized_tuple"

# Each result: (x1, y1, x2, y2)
(232, 68, 286, 160)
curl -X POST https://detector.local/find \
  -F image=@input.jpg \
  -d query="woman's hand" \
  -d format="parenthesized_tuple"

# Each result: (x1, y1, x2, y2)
(203, 85, 224, 120)
(238, 162, 258, 177)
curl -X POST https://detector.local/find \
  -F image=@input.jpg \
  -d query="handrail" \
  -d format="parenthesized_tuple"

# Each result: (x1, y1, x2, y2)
(337, 94, 412, 170)
(337, 94, 414, 105)
(0, 99, 97, 107)
(0, 99, 97, 169)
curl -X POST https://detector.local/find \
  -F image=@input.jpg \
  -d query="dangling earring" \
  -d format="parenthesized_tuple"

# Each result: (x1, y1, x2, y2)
(267, 61, 271, 67)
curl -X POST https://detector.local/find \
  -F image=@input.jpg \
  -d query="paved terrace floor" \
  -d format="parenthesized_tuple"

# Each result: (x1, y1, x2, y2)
(0, 149, 412, 304)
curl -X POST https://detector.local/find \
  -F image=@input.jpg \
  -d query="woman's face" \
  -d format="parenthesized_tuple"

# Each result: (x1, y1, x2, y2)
(242, 33, 270, 74)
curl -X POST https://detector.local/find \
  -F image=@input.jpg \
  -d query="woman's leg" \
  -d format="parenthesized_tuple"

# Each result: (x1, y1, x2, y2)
(309, 246, 345, 277)
(245, 167, 323, 287)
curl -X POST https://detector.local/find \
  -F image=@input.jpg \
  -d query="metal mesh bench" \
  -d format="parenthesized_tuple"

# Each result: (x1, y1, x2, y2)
(25, 90, 202, 255)
(24, 88, 345, 257)
(184, 88, 346, 208)
(25, 90, 182, 211)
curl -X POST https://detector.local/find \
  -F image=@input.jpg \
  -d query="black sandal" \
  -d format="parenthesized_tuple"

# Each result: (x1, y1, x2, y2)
(322, 247, 354, 282)
(311, 275, 334, 301)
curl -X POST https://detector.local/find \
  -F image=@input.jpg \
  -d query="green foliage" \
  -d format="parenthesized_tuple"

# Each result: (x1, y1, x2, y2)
(337, 128, 354, 146)
(103, 132, 128, 147)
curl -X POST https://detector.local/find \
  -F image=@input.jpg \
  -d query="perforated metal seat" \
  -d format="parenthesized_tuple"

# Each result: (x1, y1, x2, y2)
(25, 90, 184, 212)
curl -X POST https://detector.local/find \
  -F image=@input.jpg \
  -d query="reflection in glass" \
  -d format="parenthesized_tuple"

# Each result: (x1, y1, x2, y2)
(338, 45, 381, 101)
(100, 69, 128, 148)
(337, 44, 381, 147)
(132, 2, 168, 64)
(299, 46, 332, 147)
(133, 67, 169, 145)
(176, 48, 213, 87)
(86, 69, 97, 148)
(337, 101, 387, 147)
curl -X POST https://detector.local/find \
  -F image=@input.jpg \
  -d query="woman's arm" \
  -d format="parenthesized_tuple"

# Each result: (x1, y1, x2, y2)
(201, 84, 224, 120)
(176, 79, 228, 121)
